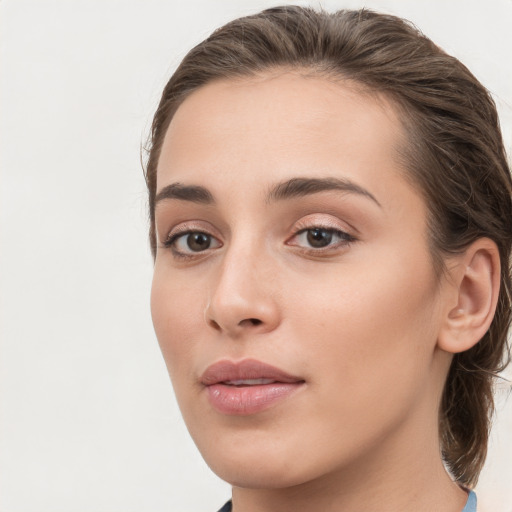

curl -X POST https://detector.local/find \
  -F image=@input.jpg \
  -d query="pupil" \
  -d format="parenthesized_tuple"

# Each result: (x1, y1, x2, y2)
(187, 233, 211, 251)
(307, 228, 332, 248)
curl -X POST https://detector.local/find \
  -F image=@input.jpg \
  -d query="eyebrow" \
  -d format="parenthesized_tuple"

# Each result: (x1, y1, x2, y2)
(154, 177, 381, 208)
(154, 183, 214, 205)
(266, 177, 381, 207)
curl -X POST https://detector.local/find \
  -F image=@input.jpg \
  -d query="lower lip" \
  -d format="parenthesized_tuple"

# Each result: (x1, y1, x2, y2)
(206, 382, 304, 415)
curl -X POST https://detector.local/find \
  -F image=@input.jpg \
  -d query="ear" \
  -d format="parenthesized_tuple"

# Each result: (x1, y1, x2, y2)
(437, 238, 501, 354)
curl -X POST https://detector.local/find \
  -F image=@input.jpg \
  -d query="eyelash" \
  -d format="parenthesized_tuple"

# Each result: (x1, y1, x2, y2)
(289, 226, 356, 253)
(163, 225, 357, 260)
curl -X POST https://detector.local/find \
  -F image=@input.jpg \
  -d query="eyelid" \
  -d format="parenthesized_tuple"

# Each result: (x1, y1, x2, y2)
(164, 221, 220, 243)
(291, 214, 355, 236)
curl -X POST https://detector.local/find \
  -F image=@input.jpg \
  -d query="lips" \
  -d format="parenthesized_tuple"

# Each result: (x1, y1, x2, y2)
(201, 359, 305, 415)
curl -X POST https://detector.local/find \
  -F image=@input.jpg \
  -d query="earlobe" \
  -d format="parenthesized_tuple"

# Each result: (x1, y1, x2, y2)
(438, 239, 500, 354)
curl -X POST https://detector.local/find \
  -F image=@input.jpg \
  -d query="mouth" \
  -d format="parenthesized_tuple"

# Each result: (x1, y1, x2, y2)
(201, 359, 305, 415)
(221, 378, 279, 387)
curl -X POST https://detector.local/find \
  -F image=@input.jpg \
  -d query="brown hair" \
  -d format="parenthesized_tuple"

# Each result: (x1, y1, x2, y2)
(144, 6, 512, 487)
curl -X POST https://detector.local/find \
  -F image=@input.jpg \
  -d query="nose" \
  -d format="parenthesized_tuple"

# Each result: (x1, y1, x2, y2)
(205, 244, 281, 338)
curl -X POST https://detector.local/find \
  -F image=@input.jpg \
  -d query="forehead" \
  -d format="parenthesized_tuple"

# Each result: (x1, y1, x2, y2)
(157, 72, 409, 201)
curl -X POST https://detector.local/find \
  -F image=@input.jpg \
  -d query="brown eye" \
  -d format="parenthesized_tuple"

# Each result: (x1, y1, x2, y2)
(186, 232, 211, 251)
(165, 230, 221, 257)
(306, 228, 333, 248)
(289, 226, 356, 252)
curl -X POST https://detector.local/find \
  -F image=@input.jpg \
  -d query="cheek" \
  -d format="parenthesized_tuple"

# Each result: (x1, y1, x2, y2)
(287, 248, 439, 411)
(150, 266, 204, 378)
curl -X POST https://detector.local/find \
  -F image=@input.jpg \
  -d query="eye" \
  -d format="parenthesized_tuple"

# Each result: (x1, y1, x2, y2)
(290, 227, 356, 250)
(165, 230, 221, 257)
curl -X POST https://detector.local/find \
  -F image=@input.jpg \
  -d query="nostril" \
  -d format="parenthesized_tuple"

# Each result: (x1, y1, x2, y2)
(238, 318, 263, 327)
(208, 318, 222, 331)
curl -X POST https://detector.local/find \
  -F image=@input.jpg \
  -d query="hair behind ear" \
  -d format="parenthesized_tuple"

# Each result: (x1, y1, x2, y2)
(440, 359, 494, 486)
(437, 239, 508, 486)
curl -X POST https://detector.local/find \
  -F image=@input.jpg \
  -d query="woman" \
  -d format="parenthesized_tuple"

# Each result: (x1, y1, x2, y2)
(144, 6, 511, 511)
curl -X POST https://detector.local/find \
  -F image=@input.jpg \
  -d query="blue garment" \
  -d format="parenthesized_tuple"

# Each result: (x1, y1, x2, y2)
(463, 490, 477, 512)
(217, 490, 477, 511)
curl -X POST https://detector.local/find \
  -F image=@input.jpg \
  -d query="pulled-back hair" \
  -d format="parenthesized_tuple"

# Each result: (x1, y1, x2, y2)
(144, 6, 512, 487)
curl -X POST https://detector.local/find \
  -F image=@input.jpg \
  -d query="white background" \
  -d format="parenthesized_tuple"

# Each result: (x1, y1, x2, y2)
(1, 1, 511, 511)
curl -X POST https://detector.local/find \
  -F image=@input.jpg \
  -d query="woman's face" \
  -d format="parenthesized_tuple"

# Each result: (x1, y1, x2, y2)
(151, 73, 451, 488)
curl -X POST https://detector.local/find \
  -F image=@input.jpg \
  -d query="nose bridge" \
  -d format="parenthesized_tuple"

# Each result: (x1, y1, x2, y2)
(206, 230, 279, 335)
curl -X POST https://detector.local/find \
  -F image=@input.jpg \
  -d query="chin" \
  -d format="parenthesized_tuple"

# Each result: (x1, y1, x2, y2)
(198, 442, 285, 486)
(192, 428, 341, 490)
(207, 456, 312, 489)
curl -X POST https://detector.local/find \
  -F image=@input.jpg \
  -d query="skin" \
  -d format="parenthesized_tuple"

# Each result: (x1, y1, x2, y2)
(151, 73, 475, 512)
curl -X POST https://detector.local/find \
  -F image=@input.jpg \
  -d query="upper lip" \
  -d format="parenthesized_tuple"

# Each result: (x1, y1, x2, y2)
(201, 358, 304, 386)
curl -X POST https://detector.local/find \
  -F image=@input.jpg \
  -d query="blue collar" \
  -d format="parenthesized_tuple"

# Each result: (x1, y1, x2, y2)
(462, 490, 477, 512)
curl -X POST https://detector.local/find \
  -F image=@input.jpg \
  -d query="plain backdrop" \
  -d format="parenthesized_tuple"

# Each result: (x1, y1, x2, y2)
(1, 1, 511, 511)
